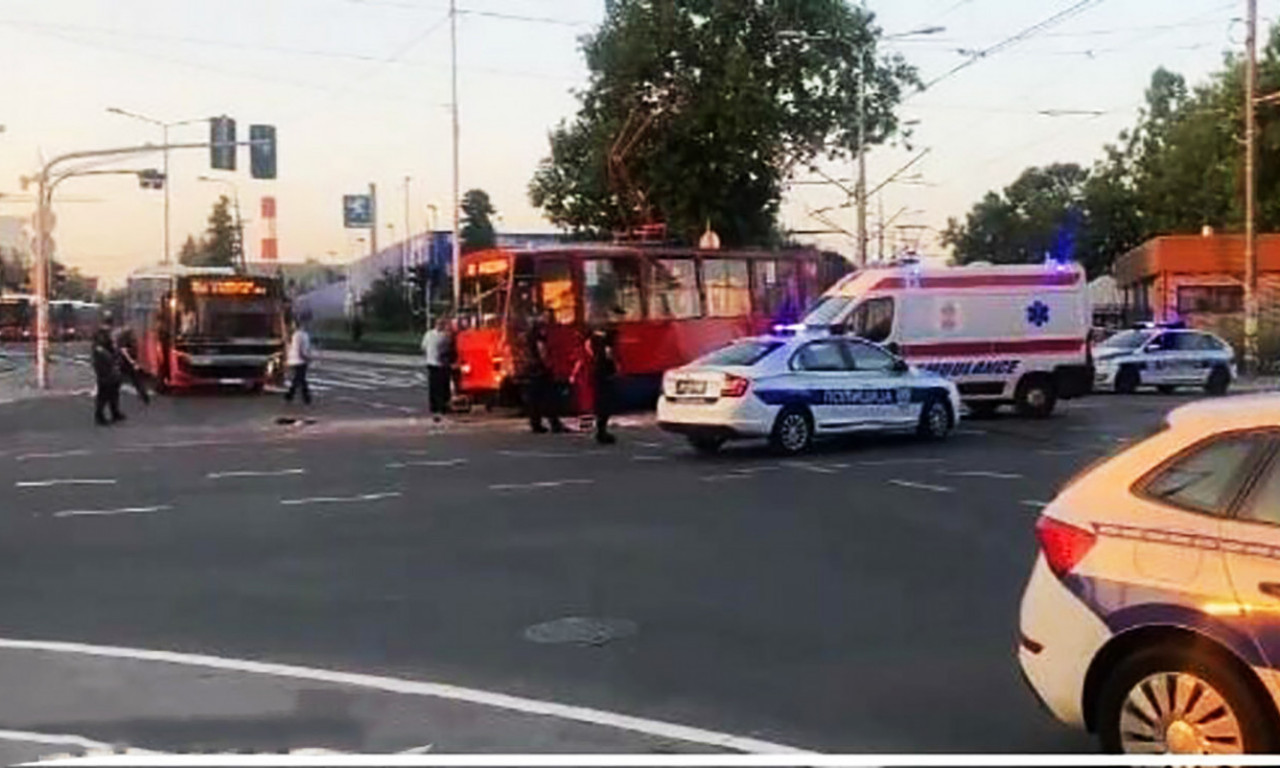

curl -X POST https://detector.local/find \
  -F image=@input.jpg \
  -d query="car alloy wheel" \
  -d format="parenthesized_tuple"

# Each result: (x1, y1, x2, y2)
(1118, 672, 1243, 754)
(918, 399, 951, 439)
(772, 409, 812, 455)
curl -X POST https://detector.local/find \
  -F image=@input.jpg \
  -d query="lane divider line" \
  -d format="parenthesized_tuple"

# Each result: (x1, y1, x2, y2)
(939, 470, 1024, 480)
(386, 459, 468, 469)
(280, 492, 402, 506)
(15, 479, 117, 488)
(15, 449, 92, 462)
(206, 469, 306, 480)
(52, 505, 170, 519)
(489, 479, 595, 491)
(888, 479, 954, 494)
(0, 637, 810, 754)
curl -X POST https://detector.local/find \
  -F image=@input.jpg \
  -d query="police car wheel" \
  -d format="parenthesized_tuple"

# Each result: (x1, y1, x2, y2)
(770, 407, 813, 455)
(1205, 366, 1230, 396)
(916, 398, 952, 440)
(1097, 643, 1274, 754)
(1014, 375, 1057, 418)
(1115, 366, 1140, 395)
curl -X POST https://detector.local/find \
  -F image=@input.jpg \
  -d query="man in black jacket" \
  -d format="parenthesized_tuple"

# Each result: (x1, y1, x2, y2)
(92, 314, 124, 426)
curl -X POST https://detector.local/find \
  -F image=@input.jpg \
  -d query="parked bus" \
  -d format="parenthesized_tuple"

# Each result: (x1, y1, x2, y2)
(455, 245, 849, 409)
(125, 264, 287, 391)
(50, 300, 101, 341)
(0, 294, 34, 342)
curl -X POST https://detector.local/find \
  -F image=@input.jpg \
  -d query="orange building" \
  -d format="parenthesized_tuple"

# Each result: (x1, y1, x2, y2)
(1114, 233, 1280, 352)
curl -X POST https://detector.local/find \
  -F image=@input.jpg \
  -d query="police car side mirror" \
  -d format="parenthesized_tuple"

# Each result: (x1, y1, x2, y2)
(885, 341, 901, 356)
(891, 358, 909, 374)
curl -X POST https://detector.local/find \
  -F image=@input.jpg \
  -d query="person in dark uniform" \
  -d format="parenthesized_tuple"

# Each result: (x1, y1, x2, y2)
(523, 310, 565, 434)
(91, 314, 124, 426)
(578, 318, 620, 444)
(113, 325, 150, 405)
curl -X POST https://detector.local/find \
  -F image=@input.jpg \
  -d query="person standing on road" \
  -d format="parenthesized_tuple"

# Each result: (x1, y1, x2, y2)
(91, 313, 124, 426)
(573, 317, 620, 445)
(113, 324, 150, 405)
(523, 310, 565, 434)
(283, 317, 313, 405)
(421, 316, 453, 421)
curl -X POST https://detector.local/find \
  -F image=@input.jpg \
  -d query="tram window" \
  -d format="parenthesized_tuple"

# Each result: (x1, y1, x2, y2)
(704, 259, 751, 317)
(752, 259, 802, 321)
(647, 258, 701, 320)
(537, 259, 576, 324)
(584, 258, 642, 323)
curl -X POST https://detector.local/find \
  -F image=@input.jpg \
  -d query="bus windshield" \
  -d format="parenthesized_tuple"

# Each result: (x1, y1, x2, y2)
(175, 278, 282, 340)
(460, 271, 509, 330)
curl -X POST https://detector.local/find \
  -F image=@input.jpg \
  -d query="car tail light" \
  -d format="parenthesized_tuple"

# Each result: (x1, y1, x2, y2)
(720, 374, 750, 398)
(1035, 516, 1096, 577)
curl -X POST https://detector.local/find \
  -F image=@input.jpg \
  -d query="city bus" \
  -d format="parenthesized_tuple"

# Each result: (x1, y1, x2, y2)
(0, 294, 34, 342)
(455, 244, 849, 410)
(51, 300, 101, 341)
(125, 264, 287, 391)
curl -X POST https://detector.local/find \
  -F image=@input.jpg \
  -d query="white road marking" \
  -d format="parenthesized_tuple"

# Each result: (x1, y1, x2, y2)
(857, 458, 944, 467)
(280, 491, 402, 506)
(489, 479, 595, 491)
(15, 449, 91, 462)
(783, 461, 837, 475)
(53, 505, 170, 519)
(386, 459, 469, 469)
(635, 441, 665, 449)
(888, 479, 954, 493)
(1020, 500, 1050, 509)
(309, 376, 376, 391)
(940, 470, 1024, 480)
(0, 637, 808, 754)
(0, 728, 158, 754)
(16, 478, 116, 488)
(206, 468, 306, 480)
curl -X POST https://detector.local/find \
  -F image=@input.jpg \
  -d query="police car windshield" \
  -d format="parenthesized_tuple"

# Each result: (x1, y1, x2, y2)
(1098, 330, 1152, 350)
(803, 296, 852, 327)
(694, 340, 783, 367)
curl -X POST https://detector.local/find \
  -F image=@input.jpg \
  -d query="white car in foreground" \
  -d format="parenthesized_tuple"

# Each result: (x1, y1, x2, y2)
(656, 332, 961, 455)
(1093, 325, 1236, 395)
(1018, 394, 1280, 754)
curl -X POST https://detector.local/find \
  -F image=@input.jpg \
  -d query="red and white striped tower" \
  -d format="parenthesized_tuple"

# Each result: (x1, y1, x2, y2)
(260, 196, 278, 261)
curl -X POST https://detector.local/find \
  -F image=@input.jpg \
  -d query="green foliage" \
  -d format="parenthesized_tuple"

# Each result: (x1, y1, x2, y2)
(946, 29, 1280, 278)
(529, 0, 919, 246)
(460, 189, 497, 253)
(361, 268, 414, 331)
(179, 197, 239, 267)
(0, 247, 26, 292)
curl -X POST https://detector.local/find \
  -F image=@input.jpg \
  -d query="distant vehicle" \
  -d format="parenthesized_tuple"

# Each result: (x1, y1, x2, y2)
(125, 264, 286, 391)
(1017, 394, 1280, 754)
(802, 260, 1094, 418)
(0, 294, 33, 342)
(50, 299, 100, 341)
(1093, 326, 1235, 395)
(656, 331, 960, 454)
(454, 245, 849, 410)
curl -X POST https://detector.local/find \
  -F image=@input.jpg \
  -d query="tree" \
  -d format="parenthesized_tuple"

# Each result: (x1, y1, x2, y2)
(529, 0, 919, 246)
(460, 189, 497, 253)
(202, 195, 239, 267)
(177, 235, 202, 267)
(361, 268, 413, 331)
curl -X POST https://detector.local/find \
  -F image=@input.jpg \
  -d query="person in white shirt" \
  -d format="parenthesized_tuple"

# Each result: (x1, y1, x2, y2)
(421, 317, 453, 420)
(284, 318, 313, 405)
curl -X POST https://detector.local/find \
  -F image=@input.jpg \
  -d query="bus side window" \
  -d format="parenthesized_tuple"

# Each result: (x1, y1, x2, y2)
(537, 259, 576, 325)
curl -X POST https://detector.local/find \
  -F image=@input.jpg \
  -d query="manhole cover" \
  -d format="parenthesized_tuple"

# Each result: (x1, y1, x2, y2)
(522, 616, 637, 646)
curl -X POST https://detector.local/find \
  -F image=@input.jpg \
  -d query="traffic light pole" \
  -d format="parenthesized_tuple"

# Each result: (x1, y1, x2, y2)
(25, 138, 269, 389)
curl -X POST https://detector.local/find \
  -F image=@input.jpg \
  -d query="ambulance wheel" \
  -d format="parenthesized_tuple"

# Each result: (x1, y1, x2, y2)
(916, 397, 953, 440)
(770, 407, 813, 455)
(687, 436, 725, 455)
(1205, 366, 1231, 396)
(1097, 642, 1275, 754)
(1115, 366, 1140, 395)
(1014, 375, 1057, 418)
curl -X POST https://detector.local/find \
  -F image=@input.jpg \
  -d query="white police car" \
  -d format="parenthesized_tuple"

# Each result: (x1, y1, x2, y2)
(1094, 324, 1236, 395)
(656, 332, 961, 454)
(1018, 394, 1280, 754)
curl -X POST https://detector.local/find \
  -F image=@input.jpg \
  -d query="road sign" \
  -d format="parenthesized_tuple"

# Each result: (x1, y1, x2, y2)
(343, 194, 374, 228)
(211, 116, 236, 171)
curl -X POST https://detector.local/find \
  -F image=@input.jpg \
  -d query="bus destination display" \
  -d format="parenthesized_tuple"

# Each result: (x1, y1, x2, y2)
(189, 279, 269, 297)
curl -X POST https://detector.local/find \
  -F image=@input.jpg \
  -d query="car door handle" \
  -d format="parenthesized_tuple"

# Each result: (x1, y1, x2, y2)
(1259, 582, 1280, 599)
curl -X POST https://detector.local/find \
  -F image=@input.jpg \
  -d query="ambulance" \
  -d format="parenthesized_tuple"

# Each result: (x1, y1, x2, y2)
(801, 259, 1094, 417)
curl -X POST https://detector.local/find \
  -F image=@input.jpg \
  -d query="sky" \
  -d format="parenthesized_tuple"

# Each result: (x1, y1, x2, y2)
(0, 0, 1273, 287)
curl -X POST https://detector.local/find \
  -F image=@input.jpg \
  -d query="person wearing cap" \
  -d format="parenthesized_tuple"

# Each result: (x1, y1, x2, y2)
(91, 312, 124, 425)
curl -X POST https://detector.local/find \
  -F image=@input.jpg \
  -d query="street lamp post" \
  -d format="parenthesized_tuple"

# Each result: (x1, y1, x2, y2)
(107, 108, 210, 265)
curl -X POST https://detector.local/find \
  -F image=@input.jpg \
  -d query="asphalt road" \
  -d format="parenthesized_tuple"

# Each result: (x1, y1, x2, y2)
(0, 358, 1222, 755)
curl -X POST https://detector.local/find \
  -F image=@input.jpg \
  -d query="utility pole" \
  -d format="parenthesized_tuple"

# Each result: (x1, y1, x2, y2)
(368, 182, 378, 260)
(877, 195, 884, 262)
(404, 175, 412, 308)
(855, 0, 869, 267)
(1245, 0, 1260, 375)
(450, 0, 462, 309)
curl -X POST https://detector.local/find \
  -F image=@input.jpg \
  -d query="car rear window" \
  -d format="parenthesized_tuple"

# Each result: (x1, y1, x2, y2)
(1139, 433, 1269, 516)
(694, 340, 783, 367)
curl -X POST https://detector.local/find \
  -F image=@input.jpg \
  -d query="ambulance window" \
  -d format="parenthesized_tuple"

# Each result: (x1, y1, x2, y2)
(792, 341, 851, 372)
(1140, 433, 1269, 516)
(848, 298, 894, 343)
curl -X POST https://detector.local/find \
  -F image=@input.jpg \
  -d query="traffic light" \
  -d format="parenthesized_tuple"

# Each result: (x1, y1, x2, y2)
(250, 124, 276, 179)
(137, 169, 165, 190)
(211, 116, 236, 171)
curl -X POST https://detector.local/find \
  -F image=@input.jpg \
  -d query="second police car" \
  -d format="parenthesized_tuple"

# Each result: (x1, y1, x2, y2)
(656, 331, 961, 454)
(1094, 323, 1236, 395)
